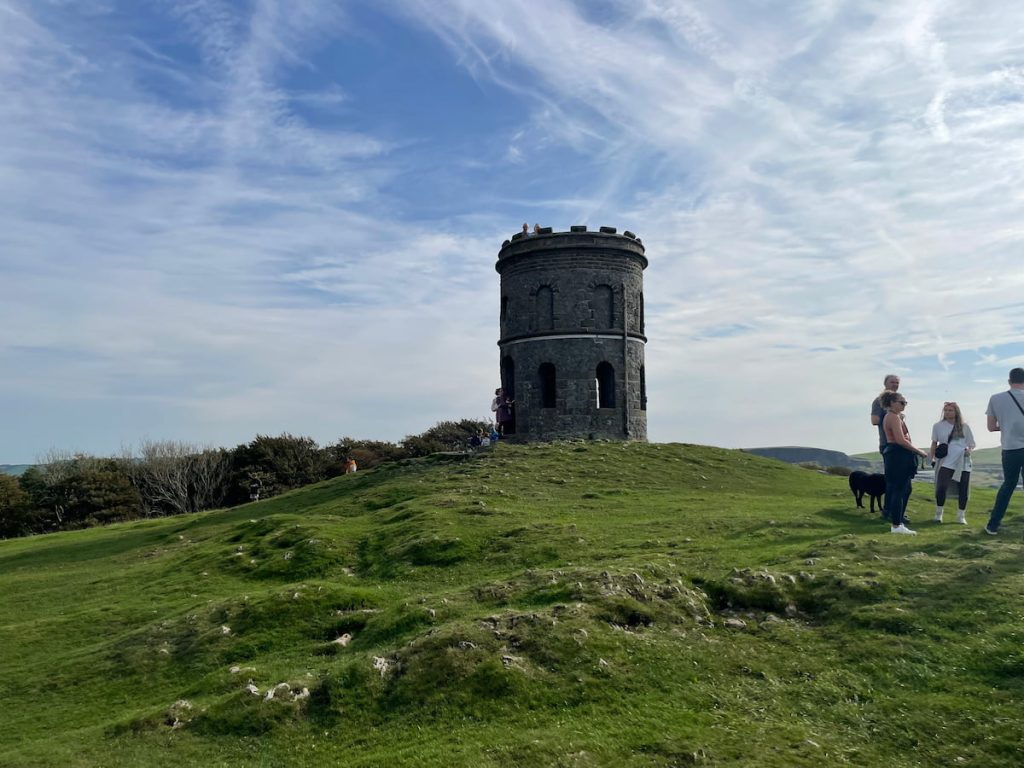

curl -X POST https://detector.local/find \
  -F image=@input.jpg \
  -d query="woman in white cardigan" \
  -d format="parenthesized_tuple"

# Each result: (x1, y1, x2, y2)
(929, 401, 976, 524)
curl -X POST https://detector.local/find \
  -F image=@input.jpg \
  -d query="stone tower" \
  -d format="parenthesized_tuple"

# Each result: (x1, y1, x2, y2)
(495, 225, 648, 441)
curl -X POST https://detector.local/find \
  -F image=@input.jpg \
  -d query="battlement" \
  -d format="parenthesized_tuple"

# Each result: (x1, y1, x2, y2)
(502, 225, 642, 247)
(498, 226, 646, 271)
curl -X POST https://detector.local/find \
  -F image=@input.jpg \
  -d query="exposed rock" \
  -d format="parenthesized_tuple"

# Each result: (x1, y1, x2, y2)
(723, 618, 747, 630)
(373, 656, 391, 677)
(245, 682, 260, 696)
(264, 682, 291, 701)
(220, 625, 231, 636)
(166, 699, 194, 729)
(332, 633, 352, 646)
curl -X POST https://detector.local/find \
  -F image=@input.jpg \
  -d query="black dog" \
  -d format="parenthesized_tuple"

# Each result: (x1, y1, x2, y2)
(849, 470, 886, 515)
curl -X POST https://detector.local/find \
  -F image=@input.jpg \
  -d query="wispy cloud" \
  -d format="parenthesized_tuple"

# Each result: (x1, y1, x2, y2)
(387, 0, 1024, 447)
(2, 0, 1024, 460)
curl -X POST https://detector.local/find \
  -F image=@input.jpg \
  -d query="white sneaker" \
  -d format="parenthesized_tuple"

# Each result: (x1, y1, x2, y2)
(891, 524, 918, 535)
(934, 511, 943, 523)
(956, 512, 967, 525)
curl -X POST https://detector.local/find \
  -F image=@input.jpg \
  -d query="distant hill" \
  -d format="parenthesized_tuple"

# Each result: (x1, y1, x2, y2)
(0, 464, 31, 477)
(853, 446, 1003, 465)
(742, 446, 873, 468)
(851, 445, 1005, 467)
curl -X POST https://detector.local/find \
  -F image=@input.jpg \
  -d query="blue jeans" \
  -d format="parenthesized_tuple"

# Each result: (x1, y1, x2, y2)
(987, 448, 1024, 531)
(883, 446, 917, 526)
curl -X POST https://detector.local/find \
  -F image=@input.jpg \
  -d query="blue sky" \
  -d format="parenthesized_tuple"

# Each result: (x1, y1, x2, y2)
(2, 0, 1023, 463)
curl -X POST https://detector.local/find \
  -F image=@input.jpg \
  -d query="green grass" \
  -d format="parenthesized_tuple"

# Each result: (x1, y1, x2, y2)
(2, 442, 1023, 767)
(852, 446, 1004, 464)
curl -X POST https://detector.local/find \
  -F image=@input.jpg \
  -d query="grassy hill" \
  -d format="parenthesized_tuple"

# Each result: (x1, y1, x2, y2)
(1, 442, 1023, 767)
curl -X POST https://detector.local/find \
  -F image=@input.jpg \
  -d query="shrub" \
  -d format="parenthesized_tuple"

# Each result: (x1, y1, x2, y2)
(0, 474, 37, 538)
(401, 419, 490, 457)
(328, 439, 405, 471)
(228, 434, 331, 503)
(17, 455, 141, 530)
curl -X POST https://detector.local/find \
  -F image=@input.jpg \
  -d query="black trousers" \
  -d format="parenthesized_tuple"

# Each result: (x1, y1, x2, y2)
(935, 467, 970, 509)
(883, 446, 917, 526)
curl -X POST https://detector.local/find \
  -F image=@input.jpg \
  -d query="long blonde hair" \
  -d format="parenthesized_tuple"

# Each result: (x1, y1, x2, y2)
(942, 401, 965, 439)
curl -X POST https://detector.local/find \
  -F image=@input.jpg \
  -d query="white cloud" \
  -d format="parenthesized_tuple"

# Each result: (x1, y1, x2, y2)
(3, 0, 1024, 461)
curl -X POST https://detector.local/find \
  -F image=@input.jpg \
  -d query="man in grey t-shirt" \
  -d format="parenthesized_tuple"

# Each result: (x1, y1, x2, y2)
(983, 367, 1024, 534)
(871, 374, 901, 454)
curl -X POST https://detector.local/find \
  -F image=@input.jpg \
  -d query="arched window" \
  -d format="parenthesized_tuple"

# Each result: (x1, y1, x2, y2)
(501, 356, 517, 434)
(640, 365, 647, 411)
(501, 356, 516, 400)
(538, 363, 556, 408)
(592, 285, 614, 328)
(596, 362, 615, 409)
(535, 286, 554, 331)
(500, 295, 509, 323)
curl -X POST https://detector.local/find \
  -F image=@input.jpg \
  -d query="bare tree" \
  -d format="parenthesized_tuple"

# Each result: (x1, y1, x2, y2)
(189, 448, 230, 512)
(126, 440, 228, 517)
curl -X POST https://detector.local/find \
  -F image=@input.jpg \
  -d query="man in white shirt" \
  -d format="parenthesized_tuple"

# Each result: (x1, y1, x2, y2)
(984, 367, 1024, 534)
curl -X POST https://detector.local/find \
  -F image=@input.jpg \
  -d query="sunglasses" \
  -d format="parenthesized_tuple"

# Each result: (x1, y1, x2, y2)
(896, 399, 908, 405)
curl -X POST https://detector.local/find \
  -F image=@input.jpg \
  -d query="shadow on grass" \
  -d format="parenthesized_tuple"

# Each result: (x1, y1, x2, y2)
(0, 523, 173, 571)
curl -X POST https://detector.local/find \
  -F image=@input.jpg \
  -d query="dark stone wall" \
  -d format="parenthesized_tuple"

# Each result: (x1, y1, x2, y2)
(495, 228, 648, 442)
